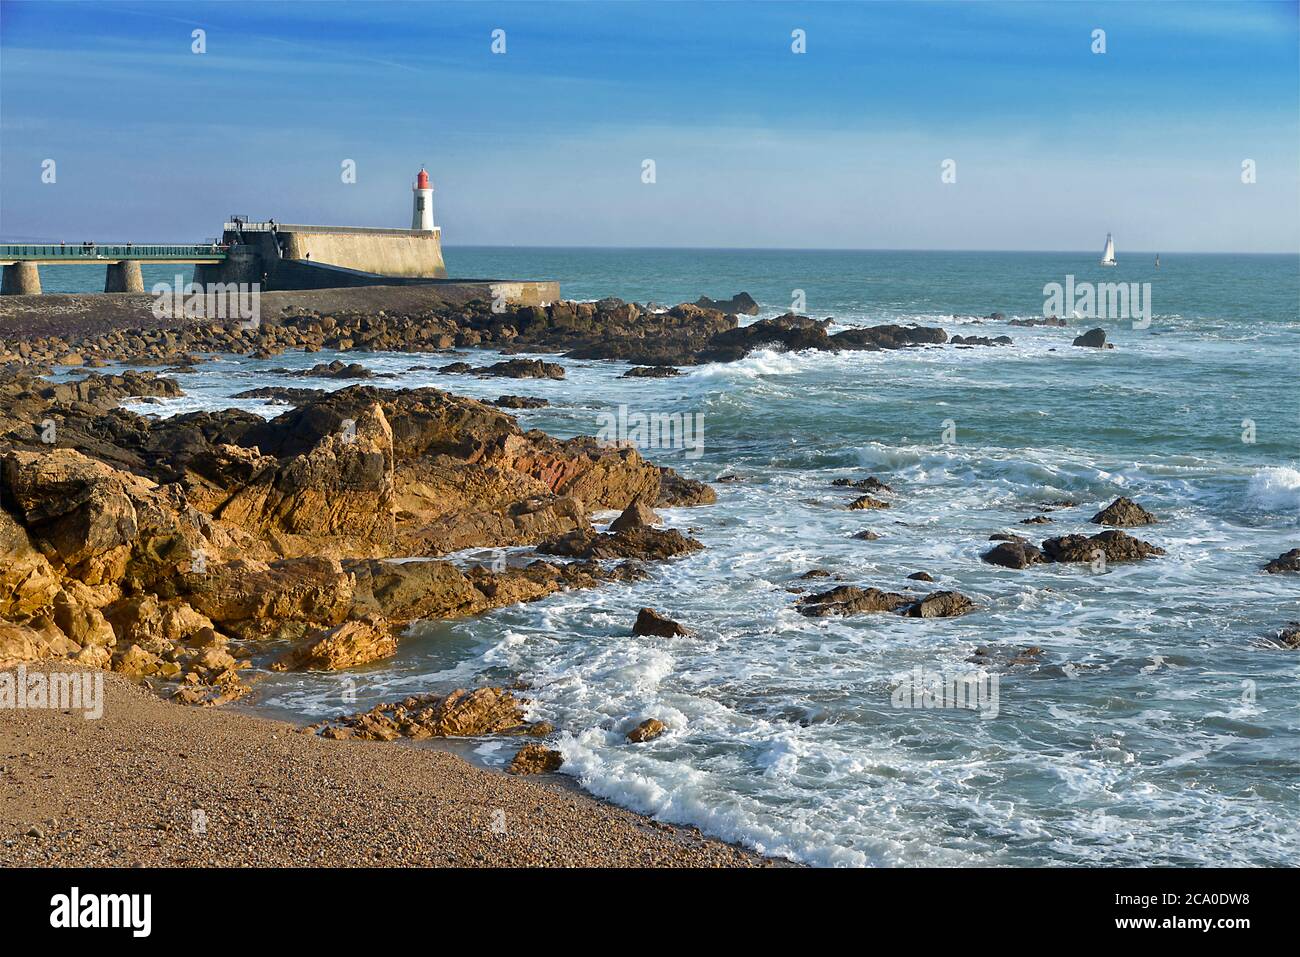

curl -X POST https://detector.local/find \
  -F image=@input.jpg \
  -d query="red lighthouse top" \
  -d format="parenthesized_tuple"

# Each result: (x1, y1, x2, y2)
(416, 168, 430, 190)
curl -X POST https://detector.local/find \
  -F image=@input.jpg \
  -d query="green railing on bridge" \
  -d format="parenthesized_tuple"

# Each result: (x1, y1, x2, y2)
(0, 243, 228, 261)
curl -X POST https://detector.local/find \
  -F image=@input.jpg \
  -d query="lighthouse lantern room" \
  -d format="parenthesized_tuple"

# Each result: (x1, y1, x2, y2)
(411, 167, 435, 232)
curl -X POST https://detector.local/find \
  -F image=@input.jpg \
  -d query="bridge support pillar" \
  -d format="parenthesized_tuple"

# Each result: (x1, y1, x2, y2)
(105, 260, 144, 293)
(1, 262, 41, 296)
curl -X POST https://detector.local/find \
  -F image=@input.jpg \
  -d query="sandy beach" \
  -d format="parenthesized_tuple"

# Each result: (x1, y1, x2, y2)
(0, 665, 766, 868)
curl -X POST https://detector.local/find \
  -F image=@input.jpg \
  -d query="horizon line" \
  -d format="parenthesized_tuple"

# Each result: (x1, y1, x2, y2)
(2, 237, 1296, 257)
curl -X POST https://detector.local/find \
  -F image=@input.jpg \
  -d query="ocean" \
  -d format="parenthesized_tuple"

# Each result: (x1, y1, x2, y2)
(52, 247, 1300, 866)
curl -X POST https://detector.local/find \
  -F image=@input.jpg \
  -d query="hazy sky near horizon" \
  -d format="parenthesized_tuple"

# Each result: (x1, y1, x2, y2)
(1, 0, 1297, 252)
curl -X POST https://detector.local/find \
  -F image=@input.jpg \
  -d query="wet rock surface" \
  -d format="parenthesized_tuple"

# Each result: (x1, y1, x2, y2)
(627, 718, 667, 743)
(1091, 496, 1157, 527)
(1040, 530, 1166, 564)
(1072, 327, 1112, 349)
(508, 743, 565, 774)
(1263, 548, 1299, 574)
(632, 607, 691, 637)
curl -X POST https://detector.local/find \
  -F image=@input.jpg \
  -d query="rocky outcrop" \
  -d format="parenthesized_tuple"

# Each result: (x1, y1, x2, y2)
(492, 395, 548, 409)
(214, 402, 396, 557)
(622, 365, 681, 378)
(694, 292, 759, 315)
(539, 524, 703, 562)
(1091, 496, 1157, 527)
(1072, 328, 1111, 349)
(632, 608, 690, 637)
(312, 687, 547, 741)
(1040, 530, 1165, 563)
(1009, 316, 1067, 327)
(656, 470, 717, 507)
(1, 447, 232, 589)
(270, 613, 395, 671)
(982, 541, 1045, 568)
(1263, 549, 1299, 574)
(627, 718, 666, 743)
(608, 497, 659, 533)
(798, 585, 909, 617)
(441, 358, 565, 380)
(848, 495, 890, 510)
(904, 590, 974, 618)
(799, 584, 974, 618)
(291, 360, 376, 379)
(175, 556, 357, 642)
(508, 743, 564, 774)
(832, 476, 892, 492)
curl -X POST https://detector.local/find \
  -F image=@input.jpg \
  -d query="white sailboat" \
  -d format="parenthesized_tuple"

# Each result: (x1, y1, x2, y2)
(1100, 233, 1117, 266)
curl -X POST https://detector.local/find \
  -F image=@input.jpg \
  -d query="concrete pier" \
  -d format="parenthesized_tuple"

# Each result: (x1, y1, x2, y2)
(104, 260, 144, 293)
(1, 262, 41, 296)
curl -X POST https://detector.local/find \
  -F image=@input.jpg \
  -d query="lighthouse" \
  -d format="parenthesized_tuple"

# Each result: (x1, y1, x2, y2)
(411, 167, 435, 232)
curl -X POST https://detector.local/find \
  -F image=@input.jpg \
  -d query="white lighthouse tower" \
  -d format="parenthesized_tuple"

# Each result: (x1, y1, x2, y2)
(411, 167, 435, 232)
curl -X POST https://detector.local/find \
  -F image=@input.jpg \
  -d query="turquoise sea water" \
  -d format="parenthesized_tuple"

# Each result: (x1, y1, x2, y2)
(65, 247, 1300, 866)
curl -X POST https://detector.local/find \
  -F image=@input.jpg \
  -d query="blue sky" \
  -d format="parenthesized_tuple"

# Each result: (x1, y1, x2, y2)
(1, 0, 1297, 251)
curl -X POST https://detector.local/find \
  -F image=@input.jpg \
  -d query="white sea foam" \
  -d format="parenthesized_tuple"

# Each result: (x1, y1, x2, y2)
(1245, 466, 1300, 512)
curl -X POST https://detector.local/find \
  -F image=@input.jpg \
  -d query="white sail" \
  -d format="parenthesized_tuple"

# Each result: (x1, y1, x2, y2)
(1100, 233, 1117, 266)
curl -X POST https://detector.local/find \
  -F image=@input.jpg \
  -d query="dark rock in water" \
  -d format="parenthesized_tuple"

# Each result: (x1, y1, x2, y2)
(798, 585, 909, 617)
(608, 497, 659, 534)
(1072, 327, 1112, 349)
(988, 532, 1030, 543)
(800, 569, 833, 579)
(656, 470, 717, 507)
(982, 541, 1044, 568)
(904, 590, 974, 619)
(293, 360, 375, 379)
(1275, 622, 1300, 649)
(985, 312, 1006, 321)
(1264, 549, 1300, 574)
(715, 473, 742, 482)
(694, 292, 760, 316)
(697, 314, 834, 362)
(907, 571, 935, 582)
(1020, 515, 1052, 525)
(441, 358, 565, 379)
(1040, 530, 1165, 563)
(1091, 496, 1157, 527)
(478, 359, 566, 380)
(538, 525, 703, 562)
(232, 386, 327, 405)
(622, 365, 682, 378)
(967, 644, 1045, 667)
(633, 607, 690, 637)
(848, 494, 890, 510)
(626, 718, 667, 742)
(832, 475, 892, 493)
(829, 324, 948, 351)
(852, 530, 881, 541)
(1009, 315, 1068, 327)
(492, 395, 548, 409)
(950, 335, 1013, 346)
